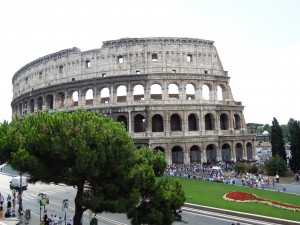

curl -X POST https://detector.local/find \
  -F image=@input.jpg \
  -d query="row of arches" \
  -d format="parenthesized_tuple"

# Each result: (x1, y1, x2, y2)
(14, 81, 232, 115)
(151, 142, 254, 164)
(117, 112, 243, 133)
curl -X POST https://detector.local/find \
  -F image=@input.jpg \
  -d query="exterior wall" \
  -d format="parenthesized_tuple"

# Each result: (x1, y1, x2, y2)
(11, 37, 256, 164)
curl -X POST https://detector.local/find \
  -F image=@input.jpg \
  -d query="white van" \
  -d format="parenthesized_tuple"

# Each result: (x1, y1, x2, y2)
(9, 176, 28, 189)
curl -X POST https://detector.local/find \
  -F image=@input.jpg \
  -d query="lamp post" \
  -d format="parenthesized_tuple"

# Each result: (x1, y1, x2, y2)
(18, 172, 23, 218)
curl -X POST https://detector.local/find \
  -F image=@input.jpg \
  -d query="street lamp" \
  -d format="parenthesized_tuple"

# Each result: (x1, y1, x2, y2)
(18, 173, 23, 217)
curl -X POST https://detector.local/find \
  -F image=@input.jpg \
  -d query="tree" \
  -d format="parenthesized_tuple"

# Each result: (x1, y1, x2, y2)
(288, 119, 300, 172)
(264, 155, 287, 176)
(0, 110, 185, 225)
(270, 117, 286, 159)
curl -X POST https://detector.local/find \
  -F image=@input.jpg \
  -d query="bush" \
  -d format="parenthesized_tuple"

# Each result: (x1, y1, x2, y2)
(264, 155, 288, 176)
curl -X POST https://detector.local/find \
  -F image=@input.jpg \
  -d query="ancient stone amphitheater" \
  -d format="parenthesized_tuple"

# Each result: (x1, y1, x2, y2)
(11, 37, 256, 164)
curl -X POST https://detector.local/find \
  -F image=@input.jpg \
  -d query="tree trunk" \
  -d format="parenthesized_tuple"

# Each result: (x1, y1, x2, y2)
(74, 179, 85, 225)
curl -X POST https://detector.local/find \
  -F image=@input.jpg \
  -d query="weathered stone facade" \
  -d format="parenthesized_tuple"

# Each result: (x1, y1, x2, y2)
(11, 37, 256, 164)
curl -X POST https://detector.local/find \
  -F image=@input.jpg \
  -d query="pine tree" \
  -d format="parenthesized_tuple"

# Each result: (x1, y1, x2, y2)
(288, 119, 300, 172)
(270, 117, 286, 159)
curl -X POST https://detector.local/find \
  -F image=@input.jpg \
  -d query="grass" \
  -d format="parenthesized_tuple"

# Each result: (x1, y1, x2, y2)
(165, 176, 300, 222)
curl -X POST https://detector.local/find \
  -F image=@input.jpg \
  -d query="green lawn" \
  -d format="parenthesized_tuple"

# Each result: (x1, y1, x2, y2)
(165, 176, 300, 222)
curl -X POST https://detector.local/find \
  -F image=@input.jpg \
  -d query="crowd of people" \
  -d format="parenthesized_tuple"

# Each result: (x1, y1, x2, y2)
(40, 214, 71, 225)
(165, 162, 289, 191)
(0, 190, 18, 219)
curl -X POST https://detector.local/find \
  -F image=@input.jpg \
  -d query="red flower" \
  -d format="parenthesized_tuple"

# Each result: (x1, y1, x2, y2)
(223, 191, 300, 212)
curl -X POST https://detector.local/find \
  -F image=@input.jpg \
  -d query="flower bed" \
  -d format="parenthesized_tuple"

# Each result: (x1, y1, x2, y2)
(223, 191, 300, 212)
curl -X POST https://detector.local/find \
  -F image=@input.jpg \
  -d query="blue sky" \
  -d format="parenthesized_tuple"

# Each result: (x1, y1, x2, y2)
(1, 0, 299, 125)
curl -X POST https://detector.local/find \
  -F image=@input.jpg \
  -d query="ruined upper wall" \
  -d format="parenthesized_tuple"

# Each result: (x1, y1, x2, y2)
(12, 37, 226, 98)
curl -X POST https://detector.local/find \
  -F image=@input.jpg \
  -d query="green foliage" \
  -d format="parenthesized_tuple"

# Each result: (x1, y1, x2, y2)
(233, 162, 258, 174)
(270, 117, 286, 159)
(264, 155, 287, 176)
(127, 178, 186, 225)
(288, 119, 300, 172)
(0, 110, 185, 225)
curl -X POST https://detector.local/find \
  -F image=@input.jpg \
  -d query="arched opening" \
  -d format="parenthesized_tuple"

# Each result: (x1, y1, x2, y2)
(168, 83, 179, 99)
(133, 84, 145, 101)
(134, 114, 146, 133)
(150, 84, 162, 100)
(152, 114, 164, 132)
(221, 143, 231, 162)
(233, 114, 241, 130)
(220, 113, 229, 130)
(72, 91, 78, 106)
(188, 114, 198, 131)
(235, 143, 243, 161)
(172, 146, 184, 164)
(202, 84, 210, 100)
(37, 96, 43, 110)
(85, 89, 93, 105)
(246, 142, 253, 161)
(19, 103, 22, 115)
(153, 146, 165, 155)
(100, 87, 110, 103)
(170, 114, 181, 131)
(206, 144, 217, 163)
(45, 94, 54, 109)
(190, 145, 201, 163)
(117, 115, 128, 132)
(57, 92, 65, 107)
(29, 99, 35, 113)
(23, 101, 28, 115)
(205, 113, 215, 130)
(117, 85, 127, 102)
(217, 85, 224, 100)
(186, 83, 195, 100)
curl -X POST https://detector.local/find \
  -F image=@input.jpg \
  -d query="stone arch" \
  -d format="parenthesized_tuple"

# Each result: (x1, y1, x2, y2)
(100, 87, 110, 103)
(134, 114, 146, 133)
(117, 85, 127, 102)
(153, 146, 165, 155)
(217, 84, 226, 100)
(85, 88, 93, 105)
(172, 146, 184, 164)
(133, 84, 145, 101)
(246, 142, 253, 160)
(29, 99, 35, 113)
(56, 92, 65, 108)
(168, 83, 179, 99)
(188, 113, 198, 131)
(45, 94, 54, 109)
(233, 114, 241, 130)
(23, 101, 28, 115)
(220, 113, 229, 130)
(202, 84, 211, 100)
(170, 114, 182, 131)
(71, 91, 78, 107)
(152, 114, 164, 132)
(37, 96, 43, 110)
(221, 143, 231, 162)
(204, 113, 215, 130)
(150, 83, 162, 100)
(235, 143, 243, 161)
(18, 103, 23, 115)
(190, 145, 201, 163)
(117, 115, 128, 132)
(186, 83, 195, 100)
(206, 144, 217, 163)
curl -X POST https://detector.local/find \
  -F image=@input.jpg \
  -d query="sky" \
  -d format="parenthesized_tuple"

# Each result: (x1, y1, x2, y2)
(1, 0, 299, 125)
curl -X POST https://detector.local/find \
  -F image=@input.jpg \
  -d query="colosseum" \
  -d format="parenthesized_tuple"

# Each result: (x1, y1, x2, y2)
(11, 37, 256, 164)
